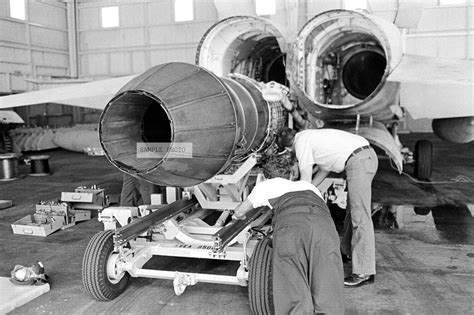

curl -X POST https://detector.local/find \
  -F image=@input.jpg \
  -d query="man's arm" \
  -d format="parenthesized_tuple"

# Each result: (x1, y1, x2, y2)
(281, 97, 314, 130)
(312, 169, 330, 187)
(299, 165, 313, 182)
(232, 199, 255, 220)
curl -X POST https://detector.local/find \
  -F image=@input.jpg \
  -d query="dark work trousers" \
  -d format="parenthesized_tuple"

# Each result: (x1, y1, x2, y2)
(120, 174, 157, 206)
(271, 191, 345, 315)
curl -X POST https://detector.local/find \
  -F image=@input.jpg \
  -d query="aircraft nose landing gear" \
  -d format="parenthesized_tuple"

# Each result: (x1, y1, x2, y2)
(414, 140, 433, 181)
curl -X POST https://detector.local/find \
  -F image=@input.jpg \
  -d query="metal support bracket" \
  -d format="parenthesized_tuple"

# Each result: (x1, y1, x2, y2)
(113, 198, 197, 248)
(212, 206, 269, 252)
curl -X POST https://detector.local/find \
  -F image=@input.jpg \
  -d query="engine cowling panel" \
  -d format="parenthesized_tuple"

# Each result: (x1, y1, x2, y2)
(290, 9, 403, 122)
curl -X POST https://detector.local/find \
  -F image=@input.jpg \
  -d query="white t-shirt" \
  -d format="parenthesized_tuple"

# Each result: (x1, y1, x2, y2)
(247, 178, 323, 209)
(294, 129, 369, 173)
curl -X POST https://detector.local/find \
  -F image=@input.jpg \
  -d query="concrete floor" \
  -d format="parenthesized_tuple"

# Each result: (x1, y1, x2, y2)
(0, 133, 473, 314)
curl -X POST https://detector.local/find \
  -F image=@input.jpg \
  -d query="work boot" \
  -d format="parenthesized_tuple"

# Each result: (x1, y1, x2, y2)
(344, 274, 374, 287)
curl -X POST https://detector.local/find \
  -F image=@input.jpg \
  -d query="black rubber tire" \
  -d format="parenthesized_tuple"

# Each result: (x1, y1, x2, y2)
(414, 206, 431, 216)
(248, 237, 274, 315)
(414, 140, 433, 180)
(82, 230, 130, 301)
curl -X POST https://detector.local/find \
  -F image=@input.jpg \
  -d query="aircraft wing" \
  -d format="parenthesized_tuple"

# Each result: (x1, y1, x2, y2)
(0, 74, 138, 110)
(387, 55, 473, 120)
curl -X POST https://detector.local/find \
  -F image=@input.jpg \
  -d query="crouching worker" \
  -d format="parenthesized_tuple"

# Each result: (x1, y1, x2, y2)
(232, 152, 344, 315)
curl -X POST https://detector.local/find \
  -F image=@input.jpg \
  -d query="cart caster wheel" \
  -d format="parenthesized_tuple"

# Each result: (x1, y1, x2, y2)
(173, 272, 196, 296)
(173, 277, 187, 296)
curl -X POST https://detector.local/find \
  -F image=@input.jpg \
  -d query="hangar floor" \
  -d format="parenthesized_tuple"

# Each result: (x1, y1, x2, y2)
(0, 133, 473, 314)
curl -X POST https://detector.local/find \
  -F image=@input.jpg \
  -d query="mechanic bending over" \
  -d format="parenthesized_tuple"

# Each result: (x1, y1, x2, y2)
(276, 127, 378, 287)
(232, 151, 344, 314)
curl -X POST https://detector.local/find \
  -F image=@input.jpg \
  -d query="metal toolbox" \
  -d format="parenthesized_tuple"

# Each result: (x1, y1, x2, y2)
(61, 186, 108, 210)
(11, 214, 65, 237)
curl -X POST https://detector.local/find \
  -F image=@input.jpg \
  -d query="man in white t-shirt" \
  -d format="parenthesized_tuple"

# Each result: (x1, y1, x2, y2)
(233, 152, 344, 314)
(276, 127, 378, 287)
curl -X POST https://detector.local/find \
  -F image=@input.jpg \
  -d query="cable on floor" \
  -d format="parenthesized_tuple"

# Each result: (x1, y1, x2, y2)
(388, 158, 473, 185)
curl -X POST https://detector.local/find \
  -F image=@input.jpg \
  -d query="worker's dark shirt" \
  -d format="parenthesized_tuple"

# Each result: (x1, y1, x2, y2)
(269, 190, 329, 225)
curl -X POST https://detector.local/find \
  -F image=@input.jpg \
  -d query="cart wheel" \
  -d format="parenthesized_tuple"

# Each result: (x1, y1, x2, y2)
(414, 140, 433, 180)
(82, 230, 130, 301)
(414, 206, 431, 216)
(248, 237, 274, 315)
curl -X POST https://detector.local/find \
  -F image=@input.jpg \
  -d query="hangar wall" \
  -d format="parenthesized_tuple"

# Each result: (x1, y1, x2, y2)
(0, 0, 69, 93)
(0, 0, 75, 126)
(77, 0, 218, 77)
(0, 0, 472, 129)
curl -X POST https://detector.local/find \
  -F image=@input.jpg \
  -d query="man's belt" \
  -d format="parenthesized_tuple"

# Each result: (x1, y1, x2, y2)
(345, 145, 371, 166)
(275, 193, 329, 218)
(276, 205, 316, 217)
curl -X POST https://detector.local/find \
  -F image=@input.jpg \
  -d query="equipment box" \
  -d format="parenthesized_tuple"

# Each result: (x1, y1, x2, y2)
(0, 200, 12, 209)
(11, 215, 65, 237)
(61, 192, 100, 203)
(70, 209, 91, 222)
(35, 203, 68, 214)
(61, 187, 107, 211)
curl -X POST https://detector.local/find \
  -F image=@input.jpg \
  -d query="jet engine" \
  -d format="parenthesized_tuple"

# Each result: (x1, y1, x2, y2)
(99, 62, 286, 187)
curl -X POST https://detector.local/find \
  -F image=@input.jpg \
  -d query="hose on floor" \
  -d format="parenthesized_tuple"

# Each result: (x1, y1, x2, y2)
(389, 158, 473, 184)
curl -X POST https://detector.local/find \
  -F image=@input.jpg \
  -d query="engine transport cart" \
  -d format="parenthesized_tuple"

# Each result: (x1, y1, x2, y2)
(82, 154, 275, 313)
(81, 62, 351, 314)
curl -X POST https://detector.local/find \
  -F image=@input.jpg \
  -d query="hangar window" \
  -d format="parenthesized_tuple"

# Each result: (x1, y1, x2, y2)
(175, 0, 194, 22)
(101, 6, 119, 28)
(439, 0, 466, 5)
(10, 0, 25, 20)
(256, 0, 276, 16)
(344, 0, 367, 11)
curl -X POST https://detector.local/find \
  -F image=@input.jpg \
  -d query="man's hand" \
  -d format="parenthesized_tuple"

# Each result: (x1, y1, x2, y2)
(312, 169, 330, 187)
(232, 211, 247, 220)
(281, 96, 294, 112)
(231, 200, 253, 220)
